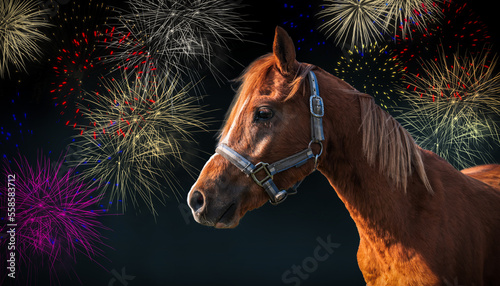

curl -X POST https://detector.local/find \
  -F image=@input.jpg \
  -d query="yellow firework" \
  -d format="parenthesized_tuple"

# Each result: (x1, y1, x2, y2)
(69, 73, 209, 216)
(383, 0, 442, 40)
(335, 43, 404, 111)
(0, 0, 51, 78)
(396, 47, 500, 169)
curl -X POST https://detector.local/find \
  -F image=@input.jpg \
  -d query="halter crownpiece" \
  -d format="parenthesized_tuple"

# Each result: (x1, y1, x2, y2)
(216, 70, 325, 205)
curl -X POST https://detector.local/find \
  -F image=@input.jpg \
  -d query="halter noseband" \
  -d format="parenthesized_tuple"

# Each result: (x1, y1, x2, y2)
(215, 71, 325, 205)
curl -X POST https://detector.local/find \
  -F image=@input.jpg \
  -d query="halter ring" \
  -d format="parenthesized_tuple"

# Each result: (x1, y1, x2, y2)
(308, 140, 323, 170)
(308, 140, 323, 157)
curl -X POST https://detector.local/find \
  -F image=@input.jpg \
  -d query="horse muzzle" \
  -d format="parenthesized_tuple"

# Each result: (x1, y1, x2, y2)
(188, 186, 241, 228)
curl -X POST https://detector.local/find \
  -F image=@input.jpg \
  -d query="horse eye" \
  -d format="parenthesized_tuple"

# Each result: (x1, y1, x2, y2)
(255, 107, 274, 121)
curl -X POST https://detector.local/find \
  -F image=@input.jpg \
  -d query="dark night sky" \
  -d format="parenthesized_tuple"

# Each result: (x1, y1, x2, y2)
(0, 0, 499, 285)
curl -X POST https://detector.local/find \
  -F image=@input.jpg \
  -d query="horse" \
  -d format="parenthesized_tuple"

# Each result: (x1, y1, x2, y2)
(187, 27, 500, 285)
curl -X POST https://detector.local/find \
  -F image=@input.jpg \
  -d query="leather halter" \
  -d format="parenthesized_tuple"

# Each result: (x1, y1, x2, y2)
(216, 71, 325, 205)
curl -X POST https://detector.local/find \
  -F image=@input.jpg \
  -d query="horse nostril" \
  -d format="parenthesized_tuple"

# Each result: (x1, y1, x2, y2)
(189, 190, 205, 212)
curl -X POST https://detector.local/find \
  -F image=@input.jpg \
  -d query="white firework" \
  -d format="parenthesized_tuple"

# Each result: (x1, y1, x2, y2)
(0, 0, 51, 78)
(318, 0, 389, 49)
(104, 0, 247, 82)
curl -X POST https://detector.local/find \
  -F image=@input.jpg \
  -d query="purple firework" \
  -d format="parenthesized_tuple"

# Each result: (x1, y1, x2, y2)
(0, 152, 110, 284)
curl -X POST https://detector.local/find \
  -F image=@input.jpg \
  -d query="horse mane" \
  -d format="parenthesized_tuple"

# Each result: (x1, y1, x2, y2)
(358, 94, 433, 194)
(218, 54, 313, 140)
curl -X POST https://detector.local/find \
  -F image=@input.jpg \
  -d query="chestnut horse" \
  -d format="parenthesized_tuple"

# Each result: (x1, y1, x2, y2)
(188, 27, 500, 285)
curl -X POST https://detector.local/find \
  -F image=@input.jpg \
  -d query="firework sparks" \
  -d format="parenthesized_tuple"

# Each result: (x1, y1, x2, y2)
(396, 47, 500, 169)
(406, 47, 499, 102)
(0, 91, 34, 158)
(335, 43, 404, 111)
(0, 152, 109, 284)
(104, 0, 247, 81)
(318, 0, 388, 49)
(317, 0, 443, 49)
(383, 0, 442, 40)
(278, 1, 328, 52)
(69, 74, 208, 216)
(48, 0, 115, 130)
(393, 0, 491, 74)
(0, 0, 51, 78)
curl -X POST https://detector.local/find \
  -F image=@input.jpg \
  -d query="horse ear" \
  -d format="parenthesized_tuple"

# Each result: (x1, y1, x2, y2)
(273, 26, 298, 76)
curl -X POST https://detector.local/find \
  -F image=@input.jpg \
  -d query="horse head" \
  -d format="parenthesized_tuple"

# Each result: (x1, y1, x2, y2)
(187, 27, 327, 228)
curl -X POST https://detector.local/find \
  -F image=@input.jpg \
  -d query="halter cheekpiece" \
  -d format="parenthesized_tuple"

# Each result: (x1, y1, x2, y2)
(215, 71, 325, 205)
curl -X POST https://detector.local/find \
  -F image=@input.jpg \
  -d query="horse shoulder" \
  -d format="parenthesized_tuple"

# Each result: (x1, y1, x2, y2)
(460, 164, 500, 282)
(417, 151, 500, 283)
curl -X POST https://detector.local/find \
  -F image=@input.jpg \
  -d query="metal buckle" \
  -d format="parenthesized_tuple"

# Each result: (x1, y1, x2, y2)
(310, 95, 324, 118)
(250, 162, 273, 187)
(270, 190, 288, 205)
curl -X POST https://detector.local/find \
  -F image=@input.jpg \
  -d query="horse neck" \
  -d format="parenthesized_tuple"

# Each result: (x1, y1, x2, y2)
(318, 152, 419, 240)
(314, 79, 430, 244)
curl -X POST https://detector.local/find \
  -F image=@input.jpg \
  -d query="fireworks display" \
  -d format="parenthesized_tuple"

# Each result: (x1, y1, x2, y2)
(382, 0, 442, 40)
(318, 0, 388, 49)
(100, 26, 157, 78)
(48, 0, 114, 130)
(0, 152, 109, 284)
(317, 0, 443, 50)
(0, 0, 51, 78)
(69, 73, 208, 216)
(104, 0, 247, 82)
(406, 47, 499, 102)
(393, 0, 491, 73)
(435, 1, 491, 51)
(335, 43, 404, 111)
(396, 47, 500, 169)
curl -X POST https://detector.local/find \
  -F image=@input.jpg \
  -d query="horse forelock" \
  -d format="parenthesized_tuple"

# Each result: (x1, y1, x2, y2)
(217, 54, 314, 142)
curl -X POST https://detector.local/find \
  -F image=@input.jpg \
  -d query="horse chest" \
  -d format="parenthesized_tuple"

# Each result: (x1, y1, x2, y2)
(357, 238, 441, 285)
